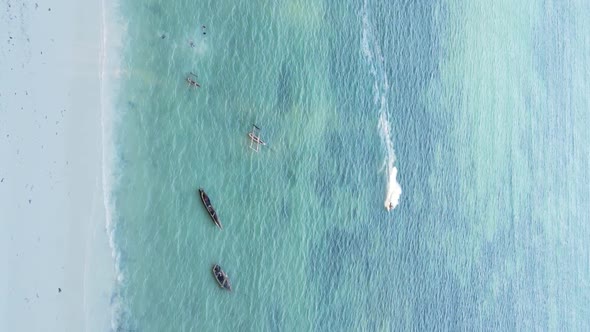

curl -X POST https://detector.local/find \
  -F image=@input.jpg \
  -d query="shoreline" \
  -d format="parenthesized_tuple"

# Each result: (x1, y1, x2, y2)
(0, 0, 121, 330)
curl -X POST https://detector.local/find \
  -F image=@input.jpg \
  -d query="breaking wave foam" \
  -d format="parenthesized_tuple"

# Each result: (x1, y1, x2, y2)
(99, 0, 128, 330)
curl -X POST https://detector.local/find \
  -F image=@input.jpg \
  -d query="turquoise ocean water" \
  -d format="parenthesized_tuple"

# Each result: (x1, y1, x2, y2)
(109, 0, 590, 330)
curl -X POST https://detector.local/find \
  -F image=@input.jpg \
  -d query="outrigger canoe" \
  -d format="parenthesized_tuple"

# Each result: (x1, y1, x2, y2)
(199, 188, 222, 229)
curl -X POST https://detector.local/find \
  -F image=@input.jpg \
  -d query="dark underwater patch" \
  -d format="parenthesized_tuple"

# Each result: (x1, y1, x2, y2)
(313, 164, 334, 209)
(307, 226, 375, 331)
(308, 228, 363, 300)
(285, 166, 297, 189)
(276, 61, 293, 113)
(313, 130, 366, 208)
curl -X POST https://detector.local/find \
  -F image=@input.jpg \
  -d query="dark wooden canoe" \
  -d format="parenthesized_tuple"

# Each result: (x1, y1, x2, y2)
(199, 188, 222, 229)
(212, 264, 232, 291)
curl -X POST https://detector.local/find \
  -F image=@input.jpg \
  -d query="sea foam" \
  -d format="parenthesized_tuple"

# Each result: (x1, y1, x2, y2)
(361, 1, 402, 211)
(99, 0, 127, 329)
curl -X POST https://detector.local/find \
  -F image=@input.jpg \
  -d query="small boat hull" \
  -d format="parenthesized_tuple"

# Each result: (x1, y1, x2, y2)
(199, 189, 223, 229)
(248, 132, 266, 145)
(212, 264, 232, 291)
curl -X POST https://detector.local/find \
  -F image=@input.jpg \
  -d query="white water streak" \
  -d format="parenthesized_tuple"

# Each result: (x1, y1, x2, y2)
(361, 1, 402, 211)
(99, 0, 127, 329)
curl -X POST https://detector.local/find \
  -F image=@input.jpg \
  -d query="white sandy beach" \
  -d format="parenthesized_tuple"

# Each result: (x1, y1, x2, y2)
(0, 0, 118, 331)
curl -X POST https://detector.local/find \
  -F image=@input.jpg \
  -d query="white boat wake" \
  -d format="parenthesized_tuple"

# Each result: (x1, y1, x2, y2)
(379, 113, 402, 211)
(362, 0, 402, 211)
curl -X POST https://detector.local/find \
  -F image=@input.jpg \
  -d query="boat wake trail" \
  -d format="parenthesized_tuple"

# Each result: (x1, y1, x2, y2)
(378, 113, 402, 210)
(361, 1, 402, 211)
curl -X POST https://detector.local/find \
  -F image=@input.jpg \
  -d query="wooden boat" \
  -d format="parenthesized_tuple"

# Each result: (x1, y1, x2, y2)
(212, 264, 232, 291)
(199, 188, 222, 229)
(186, 72, 201, 88)
(248, 124, 266, 152)
(248, 132, 266, 145)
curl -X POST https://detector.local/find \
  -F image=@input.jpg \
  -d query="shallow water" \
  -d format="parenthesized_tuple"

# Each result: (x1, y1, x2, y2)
(109, 0, 590, 330)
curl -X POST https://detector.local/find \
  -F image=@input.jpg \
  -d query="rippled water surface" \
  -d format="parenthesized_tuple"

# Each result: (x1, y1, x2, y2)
(109, 0, 590, 330)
